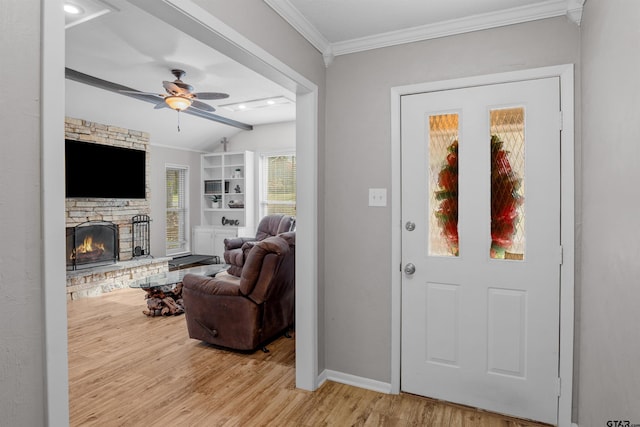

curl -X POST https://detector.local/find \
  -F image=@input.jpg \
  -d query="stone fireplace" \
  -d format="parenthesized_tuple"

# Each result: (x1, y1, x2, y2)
(64, 117, 150, 262)
(64, 118, 170, 299)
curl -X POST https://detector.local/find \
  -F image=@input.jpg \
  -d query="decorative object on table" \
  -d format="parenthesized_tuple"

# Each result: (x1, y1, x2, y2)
(131, 214, 152, 258)
(221, 216, 240, 226)
(209, 194, 221, 208)
(234, 184, 242, 193)
(434, 135, 523, 258)
(142, 283, 184, 317)
(131, 264, 229, 316)
(227, 199, 244, 209)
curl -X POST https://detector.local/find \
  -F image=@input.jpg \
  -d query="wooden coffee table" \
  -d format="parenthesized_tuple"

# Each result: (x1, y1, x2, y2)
(131, 264, 229, 317)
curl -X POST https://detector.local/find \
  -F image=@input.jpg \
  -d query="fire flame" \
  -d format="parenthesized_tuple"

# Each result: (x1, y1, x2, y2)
(71, 236, 105, 259)
(76, 236, 105, 255)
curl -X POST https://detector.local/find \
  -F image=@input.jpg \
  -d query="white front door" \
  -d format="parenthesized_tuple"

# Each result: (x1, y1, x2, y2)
(401, 78, 561, 424)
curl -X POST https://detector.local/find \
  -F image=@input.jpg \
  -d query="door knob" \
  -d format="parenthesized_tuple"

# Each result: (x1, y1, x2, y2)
(404, 263, 416, 275)
(405, 221, 416, 231)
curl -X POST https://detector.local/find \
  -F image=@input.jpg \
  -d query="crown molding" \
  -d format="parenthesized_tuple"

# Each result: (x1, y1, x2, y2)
(566, 0, 586, 25)
(264, 0, 334, 66)
(266, 0, 583, 65)
(332, 0, 575, 56)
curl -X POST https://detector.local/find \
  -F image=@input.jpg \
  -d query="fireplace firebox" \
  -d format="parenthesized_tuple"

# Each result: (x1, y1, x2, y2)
(66, 221, 119, 270)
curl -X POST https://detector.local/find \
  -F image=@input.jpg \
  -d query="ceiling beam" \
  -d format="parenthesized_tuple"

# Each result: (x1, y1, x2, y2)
(65, 68, 253, 131)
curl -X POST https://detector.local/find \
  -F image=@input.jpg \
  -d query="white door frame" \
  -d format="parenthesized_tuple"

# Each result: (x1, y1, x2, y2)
(390, 65, 575, 426)
(42, 0, 319, 424)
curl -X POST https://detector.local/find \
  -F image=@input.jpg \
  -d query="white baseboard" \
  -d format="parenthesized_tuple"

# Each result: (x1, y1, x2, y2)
(317, 369, 393, 394)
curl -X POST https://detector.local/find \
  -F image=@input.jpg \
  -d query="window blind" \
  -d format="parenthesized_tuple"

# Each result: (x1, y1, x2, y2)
(260, 154, 296, 217)
(166, 166, 188, 253)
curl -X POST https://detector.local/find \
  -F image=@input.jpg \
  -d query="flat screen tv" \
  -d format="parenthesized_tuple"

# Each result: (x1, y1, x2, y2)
(65, 139, 146, 199)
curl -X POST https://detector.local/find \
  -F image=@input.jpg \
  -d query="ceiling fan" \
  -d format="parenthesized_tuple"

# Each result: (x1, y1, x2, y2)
(123, 69, 229, 113)
(65, 67, 252, 131)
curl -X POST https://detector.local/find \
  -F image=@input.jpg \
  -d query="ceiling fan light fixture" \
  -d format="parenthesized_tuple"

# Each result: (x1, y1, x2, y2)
(64, 3, 83, 14)
(165, 96, 192, 111)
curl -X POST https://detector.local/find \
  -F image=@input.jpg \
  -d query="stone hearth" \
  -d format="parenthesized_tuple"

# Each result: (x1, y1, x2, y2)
(66, 257, 171, 300)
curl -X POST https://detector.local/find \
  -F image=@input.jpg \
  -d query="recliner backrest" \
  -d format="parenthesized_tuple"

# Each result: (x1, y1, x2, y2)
(239, 232, 295, 303)
(254, 214, 295, 241)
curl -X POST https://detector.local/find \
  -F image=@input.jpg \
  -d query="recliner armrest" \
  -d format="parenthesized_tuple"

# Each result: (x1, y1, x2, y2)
(240, 240, 260, 252)
(224, 237, 256, 250)
(183, 274, 242, 297)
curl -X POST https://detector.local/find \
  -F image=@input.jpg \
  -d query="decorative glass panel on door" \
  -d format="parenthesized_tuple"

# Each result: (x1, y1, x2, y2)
(428, 113, 459, 257)
(489, 107, 525, 260)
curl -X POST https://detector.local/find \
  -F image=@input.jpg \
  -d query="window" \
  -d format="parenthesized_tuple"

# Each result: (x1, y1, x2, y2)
(165, 165, 189, 255)
(260, 152, 296, 218)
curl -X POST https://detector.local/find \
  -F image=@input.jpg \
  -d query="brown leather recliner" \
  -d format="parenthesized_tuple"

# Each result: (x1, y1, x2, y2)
(224, 214, 295, 277)
(182, 232, 295, 352)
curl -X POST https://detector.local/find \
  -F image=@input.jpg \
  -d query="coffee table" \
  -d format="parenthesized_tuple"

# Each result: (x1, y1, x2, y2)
(131, 264, 229, 317)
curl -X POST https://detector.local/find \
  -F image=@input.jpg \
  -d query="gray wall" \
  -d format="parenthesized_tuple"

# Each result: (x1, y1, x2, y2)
(579, 0, 640, 424)
(324, 17, 580, 383)
(217, 121, 295, 153)
(0, 0, 46, 425)
(149, 146, 203, 258)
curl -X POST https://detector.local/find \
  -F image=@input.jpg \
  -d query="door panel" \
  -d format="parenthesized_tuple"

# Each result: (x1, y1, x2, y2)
(401, 78, 560, 424)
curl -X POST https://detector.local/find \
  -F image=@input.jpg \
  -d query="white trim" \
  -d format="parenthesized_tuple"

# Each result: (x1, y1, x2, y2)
(567, 0, 586, 25)
(266, 1, 584, 59)
(263, 0, 334, 66)
(390, 64, 575, 427)
(165, 163, 190, 256)
(319, 369, 393, 395)
(152, 143, 208, 154)
(42, 0, 70, 425)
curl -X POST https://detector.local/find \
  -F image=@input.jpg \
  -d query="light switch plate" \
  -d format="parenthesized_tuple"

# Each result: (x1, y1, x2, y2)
(369, 188, 387, 207)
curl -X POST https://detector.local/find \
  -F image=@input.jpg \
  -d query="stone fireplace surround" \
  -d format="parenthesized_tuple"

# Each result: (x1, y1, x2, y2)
(65, 117, 169, 300)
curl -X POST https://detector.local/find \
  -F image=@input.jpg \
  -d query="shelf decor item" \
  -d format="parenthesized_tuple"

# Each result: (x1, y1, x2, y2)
(227, 200, 244, 209)
(209, 195, 221, 208)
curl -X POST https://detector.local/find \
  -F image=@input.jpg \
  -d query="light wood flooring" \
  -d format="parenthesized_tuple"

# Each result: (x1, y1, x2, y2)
(68, 288, 552, 426)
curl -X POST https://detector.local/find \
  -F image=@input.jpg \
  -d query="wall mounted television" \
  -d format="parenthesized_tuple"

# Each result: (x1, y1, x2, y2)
(65, 139, 146, 199)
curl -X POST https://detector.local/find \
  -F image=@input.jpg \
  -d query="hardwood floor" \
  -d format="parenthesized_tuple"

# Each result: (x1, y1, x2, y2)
(68, 288, 552, 426)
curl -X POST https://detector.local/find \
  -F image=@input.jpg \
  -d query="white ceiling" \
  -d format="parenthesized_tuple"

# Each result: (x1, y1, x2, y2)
(265, 0, 584, 63)
(66, 0, 584, 152)
(65, 0, 296, 152)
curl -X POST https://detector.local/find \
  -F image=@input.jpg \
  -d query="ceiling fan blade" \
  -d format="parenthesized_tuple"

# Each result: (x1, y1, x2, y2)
(119, 90, 163, 98)
(154, 101, 168, 109)
(193, 92, 229, 100)
(190, 99, 216, 112)
(173, 81, 194, 92)
(163, 80, 190, 96)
